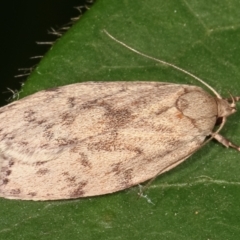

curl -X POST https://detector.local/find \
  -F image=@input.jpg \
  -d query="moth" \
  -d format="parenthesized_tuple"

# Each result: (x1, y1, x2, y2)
(0, 31, 239, 200)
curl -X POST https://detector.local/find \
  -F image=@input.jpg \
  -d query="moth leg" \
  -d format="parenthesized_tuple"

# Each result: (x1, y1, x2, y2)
(213, 133, 240, 151)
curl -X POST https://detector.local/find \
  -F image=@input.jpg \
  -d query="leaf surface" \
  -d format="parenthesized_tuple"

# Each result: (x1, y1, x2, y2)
(1, 1, 240, 239)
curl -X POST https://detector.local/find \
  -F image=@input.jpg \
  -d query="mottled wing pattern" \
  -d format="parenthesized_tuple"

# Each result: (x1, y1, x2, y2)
(0, 82, 218, 200)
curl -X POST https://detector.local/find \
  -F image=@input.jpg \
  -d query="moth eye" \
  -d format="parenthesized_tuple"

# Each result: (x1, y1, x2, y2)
(215, 117, 223, 126)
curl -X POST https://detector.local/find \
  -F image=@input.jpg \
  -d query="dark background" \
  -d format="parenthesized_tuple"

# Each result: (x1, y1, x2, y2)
(0, 0, 92, 106)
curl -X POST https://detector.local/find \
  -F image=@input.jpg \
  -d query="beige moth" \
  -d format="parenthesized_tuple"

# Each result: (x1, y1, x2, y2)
(0, 31, 239, 201)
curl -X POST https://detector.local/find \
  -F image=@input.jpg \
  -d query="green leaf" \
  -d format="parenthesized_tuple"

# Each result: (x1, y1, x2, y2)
(1, 0, 240, 239)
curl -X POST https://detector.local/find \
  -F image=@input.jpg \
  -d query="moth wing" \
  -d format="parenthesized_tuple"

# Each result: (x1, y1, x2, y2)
(0, 82, 216, 200)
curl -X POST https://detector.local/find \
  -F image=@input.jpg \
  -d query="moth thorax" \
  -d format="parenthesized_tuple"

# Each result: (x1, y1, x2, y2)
(176, 90, 218, 119)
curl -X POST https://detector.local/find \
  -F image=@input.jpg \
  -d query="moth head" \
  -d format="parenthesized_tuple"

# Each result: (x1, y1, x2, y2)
(216, 97, 237, 118)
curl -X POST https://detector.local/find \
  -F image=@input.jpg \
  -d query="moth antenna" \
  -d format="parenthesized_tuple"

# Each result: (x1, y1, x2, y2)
(103, 29, 222, 99)
(103, 29, 232, 194)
